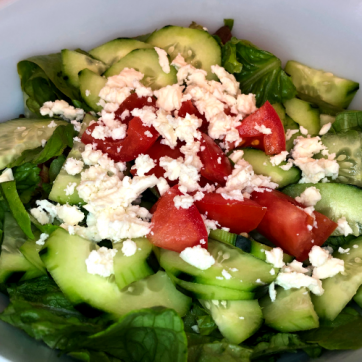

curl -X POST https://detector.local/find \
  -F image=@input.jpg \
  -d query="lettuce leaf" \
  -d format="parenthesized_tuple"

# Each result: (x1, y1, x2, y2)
(80, 307, 187, 362)
(188, 342, 252, 362)
(332, 110, 362, 132)
(301, 307, 362, 350)
(222, 38, 297, 107)
(13, 163, 41, 204)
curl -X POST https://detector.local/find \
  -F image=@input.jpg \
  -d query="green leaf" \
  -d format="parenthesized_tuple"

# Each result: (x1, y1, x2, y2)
(69, 350, 122, 362)
(222, 38, 297, 107)
(224, 19, 234, 31)
(332, 110, 362, 132)
(32, 124, 76, 165)
(188, 342, 252, 362)
(83, 308, 188, 362)
(250, 333, 318, 360)
(323, 234, 357, 252)
(49, 155, 66, 183)
(301, 307, 362, 350)
(0, 275, 107, 350)
(0, 182, 34, 239)
(13, 163, 41, 203)
(7, 147, 43, 168)
(189, 21, 206, 31)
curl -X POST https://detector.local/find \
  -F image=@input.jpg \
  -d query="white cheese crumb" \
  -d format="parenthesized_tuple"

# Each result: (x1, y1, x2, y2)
(64, 157, 84, 175)
(30, 207, 50, 225)
(353, 245, 359, 249)
(154, 84, 183, 112)
(265, 247, 285, 268)
(85, 89, 91, 97)
(132, 154, 155, 177)
(276, 272, 324, 296)
(180, 245, 215, 270)
(0, 168, 14, 183)
(144, 130, 153, 138)
(270, 151, 289, 166)
(254, 124, 272, 135)
(64, 182, 77, 196)
(285, 129, 299, 141)
(229, 150, 244, 164)
(300, 126, 309, 135)
(338, 247, 351, 254)
(48, 120, 57, 128)
(319, 122, 332, 135)
(56, 204, 85, 226)
(295, 186, 322, 207)
(35, 233, 49, 246)
(85, 247, 118, 277)
(41, 139, 47, 147)
(239, 316, 245, 320)
(336, 217, 353, 237)
(122, 239, 137, 257)
(174, 194, 194, 209)
(156, 177, 170, 196)
(269, 282, 277, 302)
(221, 269, 232, 280)
(40, 100, 85, 121)
(154, 47, 170, 74)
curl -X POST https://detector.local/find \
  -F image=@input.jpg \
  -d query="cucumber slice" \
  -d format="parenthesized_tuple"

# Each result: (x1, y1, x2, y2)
(284, 98, 320, 136)
(168, 273, 254, 300)
(199, 299, 263, 344)
(285, 60, 359, 109)
(49, 113, 96, 205)
(272, 103, 286, 121)
(89, 38, 152, 66)
(146, 26, 221, 80)
(208, 229, 237, 245)
(260, 287, 319, 332)
(283, 183, 362, 237)
(41, 228, 191, 317)
(283, 114, 301, 151)
(79, 69, 107, 112)
(242, 148, 301, 188)
(159, 239, 278, 291)
(61, 49, 107, 88)
(320, 131, 362, 187)
(19, 238, 46, 274)
(250, 239, 294, 264)
(113, 238, 153, 290)
(0, 119, 67, 169)
(0, 213, 44, 283)
(105, 48, 177, 90)
(312, 236, 362, 320)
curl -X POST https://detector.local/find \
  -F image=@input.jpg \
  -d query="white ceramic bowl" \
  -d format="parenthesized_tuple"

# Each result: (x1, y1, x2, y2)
(0, 0, 361, 361)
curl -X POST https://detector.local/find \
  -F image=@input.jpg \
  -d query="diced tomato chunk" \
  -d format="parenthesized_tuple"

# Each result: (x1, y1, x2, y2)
(251, 189, 337, 261)
(148, 186, 208, 252)
(81, 117, 159, 162)
(199, 133, 232, 186)
(115, 93, 156, 125)
(236, 101, 286, 155)
(194, 192, 267, 234)
(177, 100, 209, 133)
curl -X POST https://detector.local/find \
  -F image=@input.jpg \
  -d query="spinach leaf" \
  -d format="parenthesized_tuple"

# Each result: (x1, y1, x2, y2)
(69, 350, 122, 362)
(82, 308, 188, 362)
(32, 124, 75, 164)
(0, 181, 34, 239)
(222, 38, 297, 106)
(250, 333, 320, 360)
(301, 307, 362, 350)
(7, 147, 43, 168)
(0, 275, 107, 350)
(332, 110, 362, 132)
(323, 234, 356, 252)
(188, 342, 252, 362)
(49, 155, 66, 183)
(13, 163, 41, 203)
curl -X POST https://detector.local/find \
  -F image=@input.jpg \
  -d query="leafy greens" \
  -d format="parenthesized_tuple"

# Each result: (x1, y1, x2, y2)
(222, 38, 297, 107)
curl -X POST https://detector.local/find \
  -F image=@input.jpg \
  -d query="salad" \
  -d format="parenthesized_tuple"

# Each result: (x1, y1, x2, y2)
(1, 18, 362, 362)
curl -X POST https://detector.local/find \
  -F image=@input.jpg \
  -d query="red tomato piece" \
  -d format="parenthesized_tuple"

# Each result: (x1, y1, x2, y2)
(148, 186, 208, 252)
(199, 133, 232, 186)
(236, 101, 286, 155)
(251, 189, 337, 261)
(115, 93, 156, 125)
(81, 117, 159, 162)
(194, 192, 267, 234)
(177, 100, 209, 133)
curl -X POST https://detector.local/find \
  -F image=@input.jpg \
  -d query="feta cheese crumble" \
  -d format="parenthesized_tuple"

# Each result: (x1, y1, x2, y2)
(254, 124, 272, 135)
(295, 186, 322, 207)
(265, 247, 285, 268)
(40, 100, 85, 121)
(180, 245, 215, 270)
(0, 168, 14, 183)
(270, 151, 289, 166)
(154, 47, 170, 74)
(309, 246, 344, 279)
(121, 239, 137, 256)
(85, 247, 118, 277)
(319, 122, 332, 135)
(336, 217, 353, 236)
(64, 182, 77, 196)
(35, 233, 49, 246)
(269, 282, 277, 302)
(64, 157, 84, 175)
